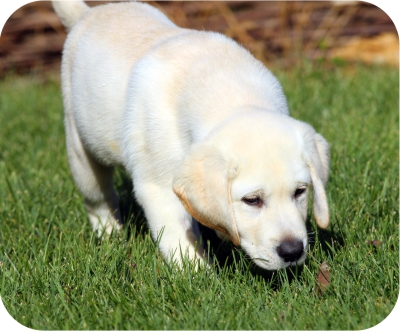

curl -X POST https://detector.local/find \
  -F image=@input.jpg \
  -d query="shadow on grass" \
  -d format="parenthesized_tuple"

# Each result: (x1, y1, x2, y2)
(306, 215, 346, 261)
(113, 168, 148, 239)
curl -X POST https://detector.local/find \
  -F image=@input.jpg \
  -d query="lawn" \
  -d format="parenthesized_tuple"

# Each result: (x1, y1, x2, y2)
(0, 62, 398, 330)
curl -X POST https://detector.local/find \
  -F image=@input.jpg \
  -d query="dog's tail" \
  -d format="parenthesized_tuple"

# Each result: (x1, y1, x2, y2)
(52, 0, 89, 31)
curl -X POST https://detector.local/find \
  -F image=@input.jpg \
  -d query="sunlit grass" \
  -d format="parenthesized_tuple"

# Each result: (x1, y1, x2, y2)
(0, 62, 398, 329)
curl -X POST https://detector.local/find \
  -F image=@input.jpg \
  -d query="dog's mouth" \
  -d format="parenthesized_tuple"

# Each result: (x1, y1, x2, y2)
(284, 256, 306, 268)
(249, 250, 307, 270)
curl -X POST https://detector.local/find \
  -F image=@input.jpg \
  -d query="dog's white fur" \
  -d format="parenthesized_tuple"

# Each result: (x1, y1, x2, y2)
(53, 1, 330, 270)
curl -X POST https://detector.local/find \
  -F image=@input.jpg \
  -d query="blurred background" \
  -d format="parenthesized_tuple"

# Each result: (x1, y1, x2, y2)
(0, 1, 398, 77)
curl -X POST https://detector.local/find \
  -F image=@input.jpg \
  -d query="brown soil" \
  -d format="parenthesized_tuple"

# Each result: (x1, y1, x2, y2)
(0, 1, 398, 76)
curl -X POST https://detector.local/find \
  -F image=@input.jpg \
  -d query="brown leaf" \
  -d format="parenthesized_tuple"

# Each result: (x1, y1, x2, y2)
(366, 240, 382, 248)
(315, 261, 330, 295)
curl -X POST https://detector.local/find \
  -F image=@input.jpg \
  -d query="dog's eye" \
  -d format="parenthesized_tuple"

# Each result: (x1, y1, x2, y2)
(294, 188, 306, 199)
(242, 196, 263, 207)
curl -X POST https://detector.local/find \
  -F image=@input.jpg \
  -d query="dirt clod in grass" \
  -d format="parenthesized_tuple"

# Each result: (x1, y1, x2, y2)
(316, 261, 331, 295)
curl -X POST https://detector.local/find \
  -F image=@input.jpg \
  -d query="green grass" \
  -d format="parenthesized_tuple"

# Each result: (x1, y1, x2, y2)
(0, 62, 398, 330)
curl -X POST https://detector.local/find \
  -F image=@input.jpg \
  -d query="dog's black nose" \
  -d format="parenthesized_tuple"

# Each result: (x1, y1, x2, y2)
(276, 239, 304, 262)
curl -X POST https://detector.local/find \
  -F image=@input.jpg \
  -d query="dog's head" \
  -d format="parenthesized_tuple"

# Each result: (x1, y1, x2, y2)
(173, 110, 330, 270)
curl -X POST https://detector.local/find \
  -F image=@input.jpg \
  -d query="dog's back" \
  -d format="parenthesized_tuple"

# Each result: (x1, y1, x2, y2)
(54, 1, 183, 165)
(54, 1, 288, 165)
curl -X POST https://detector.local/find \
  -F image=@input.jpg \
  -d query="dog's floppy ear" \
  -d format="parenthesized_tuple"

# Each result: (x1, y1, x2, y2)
(173, 143, 240, 245)
(305, 131, 330, 229)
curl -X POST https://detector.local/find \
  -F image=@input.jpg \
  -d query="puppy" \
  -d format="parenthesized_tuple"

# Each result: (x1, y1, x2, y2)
(53, 1, 330, 270)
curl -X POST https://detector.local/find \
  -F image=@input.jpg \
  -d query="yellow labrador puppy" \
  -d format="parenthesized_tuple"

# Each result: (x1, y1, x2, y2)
(53, 1, 330, 270)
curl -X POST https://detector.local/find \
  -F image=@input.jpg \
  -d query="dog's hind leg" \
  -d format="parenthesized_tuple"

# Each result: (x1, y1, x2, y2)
(65, 112, 122, 235)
